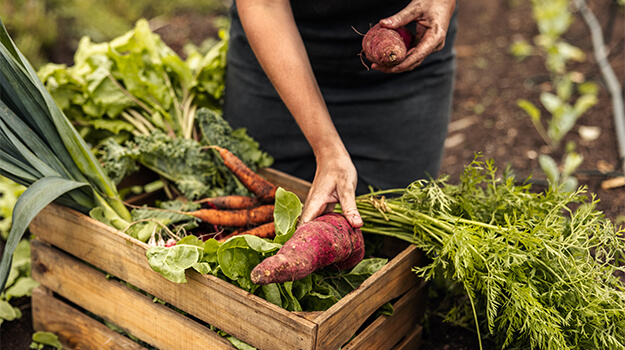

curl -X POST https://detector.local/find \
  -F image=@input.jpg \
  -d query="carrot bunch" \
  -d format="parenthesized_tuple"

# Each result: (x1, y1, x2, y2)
(185, 146, 278, 242)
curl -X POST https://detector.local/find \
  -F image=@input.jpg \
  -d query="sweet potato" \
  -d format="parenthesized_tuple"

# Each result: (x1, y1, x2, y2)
(250, 213, 365, 285)
(361, 23, 413, 67)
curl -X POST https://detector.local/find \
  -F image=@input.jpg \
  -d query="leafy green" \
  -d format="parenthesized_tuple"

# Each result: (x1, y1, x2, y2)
(100, 108, 273, 200)
(37, 18, 272, 201)
(146, 242, 204, 284)
(37, 18, 229, 146)
(145, 188, 387, 312)
(273, 187, 302, 243)
(30, 331, 64, 350)
(353, 156, 625, 350)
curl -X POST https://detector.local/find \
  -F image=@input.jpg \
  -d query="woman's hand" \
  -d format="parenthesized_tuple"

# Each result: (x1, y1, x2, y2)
(300, 148, 363, 228)
(372, 0, 456, 73)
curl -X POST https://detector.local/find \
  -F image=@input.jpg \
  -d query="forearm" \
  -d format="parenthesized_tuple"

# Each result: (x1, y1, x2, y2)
(237, 0, 348, 160)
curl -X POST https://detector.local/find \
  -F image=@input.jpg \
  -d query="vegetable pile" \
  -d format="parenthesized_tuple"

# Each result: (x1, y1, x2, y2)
(351, 157, 625, 350)
(37, 19, 273, 200)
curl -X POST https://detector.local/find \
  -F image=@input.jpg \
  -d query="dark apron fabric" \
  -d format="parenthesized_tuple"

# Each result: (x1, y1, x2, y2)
(224, 1, 458, 194)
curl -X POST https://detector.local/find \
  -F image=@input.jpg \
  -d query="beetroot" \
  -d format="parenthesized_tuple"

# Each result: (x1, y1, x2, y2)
(250, 213, 365, 285)
(361, 23, 414, 67)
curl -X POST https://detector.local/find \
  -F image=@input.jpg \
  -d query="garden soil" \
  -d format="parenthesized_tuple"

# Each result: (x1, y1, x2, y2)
(1, 0, 623, 349)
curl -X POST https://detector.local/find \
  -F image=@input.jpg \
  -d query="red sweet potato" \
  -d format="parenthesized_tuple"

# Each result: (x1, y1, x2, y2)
(361, 23, 413, 67)
(250, 213, 365, 285)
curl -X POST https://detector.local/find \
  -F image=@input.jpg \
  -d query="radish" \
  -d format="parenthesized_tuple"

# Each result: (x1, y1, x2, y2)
(250, 213, 365, 285)
(361, 23, 414, 67)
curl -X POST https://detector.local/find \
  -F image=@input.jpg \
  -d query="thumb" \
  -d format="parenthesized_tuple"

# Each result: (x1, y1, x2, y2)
(380, 8, 415, 29)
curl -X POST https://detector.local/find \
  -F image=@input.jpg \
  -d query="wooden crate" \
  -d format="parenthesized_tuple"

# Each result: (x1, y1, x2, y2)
(29, 168, 427, 350)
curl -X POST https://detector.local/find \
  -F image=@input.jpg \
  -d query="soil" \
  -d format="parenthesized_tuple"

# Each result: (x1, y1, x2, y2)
(1, 0, 624, 349)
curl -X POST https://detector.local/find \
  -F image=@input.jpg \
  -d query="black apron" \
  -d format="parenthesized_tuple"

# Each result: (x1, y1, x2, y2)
(224, 1, 458, 194)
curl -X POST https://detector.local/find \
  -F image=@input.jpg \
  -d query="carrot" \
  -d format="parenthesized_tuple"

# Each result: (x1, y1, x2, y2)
(195, 195, 261, 210)
(187, 204, 275, 227)
(211, 146, 277, 202)
(217, 222, 276, 242)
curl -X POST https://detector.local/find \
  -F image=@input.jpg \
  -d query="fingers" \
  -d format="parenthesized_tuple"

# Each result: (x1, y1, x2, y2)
(379, 4, 418, 29)
(371, 23, 445, 74)
(299, 162, 362, 228)
(372, 0, 454, 74)
(338, 186, 363, 228)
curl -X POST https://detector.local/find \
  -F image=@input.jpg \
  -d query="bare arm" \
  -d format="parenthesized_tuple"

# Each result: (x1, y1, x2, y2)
(237, 0, 363, 227)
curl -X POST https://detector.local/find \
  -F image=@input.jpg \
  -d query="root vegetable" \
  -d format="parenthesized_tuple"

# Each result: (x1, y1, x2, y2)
(218, 222, 276, 242)
(361, 23, 413, 67)
(250, 213, 365, 285)
(195, 195, 261, 210)
(187, 204, 275, 227)
(211, 146, 277, 202)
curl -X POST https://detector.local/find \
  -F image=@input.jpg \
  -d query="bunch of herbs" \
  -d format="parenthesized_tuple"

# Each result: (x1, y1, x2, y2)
(352, 156, 625, 349)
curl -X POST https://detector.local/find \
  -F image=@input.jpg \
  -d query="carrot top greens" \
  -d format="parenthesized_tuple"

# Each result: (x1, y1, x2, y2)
(351, 156, 625, 350)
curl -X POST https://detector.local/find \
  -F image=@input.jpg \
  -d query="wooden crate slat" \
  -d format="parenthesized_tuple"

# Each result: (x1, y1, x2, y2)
(31, 239, 237, 350)
(32, 286, 145, 350)
(312, 245, 424, 350)
(342, 281, 427, 350)
(257, 168, 311, 201)
(393, 325, 423, 350)
(29, 206, 317, 350)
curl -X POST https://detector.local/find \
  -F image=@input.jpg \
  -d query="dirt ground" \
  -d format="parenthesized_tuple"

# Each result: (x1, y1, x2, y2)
(1, 0, 624, 349)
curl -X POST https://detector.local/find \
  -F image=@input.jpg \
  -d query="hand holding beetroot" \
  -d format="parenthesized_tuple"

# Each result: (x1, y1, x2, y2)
(365, 0, 456, 73)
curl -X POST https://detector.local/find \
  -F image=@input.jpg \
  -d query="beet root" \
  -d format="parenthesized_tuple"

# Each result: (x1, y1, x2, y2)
(250, 213, 365, 285)
(361, 23, 413, 67)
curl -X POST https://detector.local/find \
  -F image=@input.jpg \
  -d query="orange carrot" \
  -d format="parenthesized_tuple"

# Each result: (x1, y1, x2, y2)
(187, 204, 275, 227)
(217, 222, 276, 242)
(212, 146, 277, 202)
(195, 195, 261, 210)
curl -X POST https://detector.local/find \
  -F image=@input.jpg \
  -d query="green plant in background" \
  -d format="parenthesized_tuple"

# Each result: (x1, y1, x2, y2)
(36, 19, 273, 201)
(2, 0, 229, 68)
(513, 0, 598, 192)
(0, 177, 38, 327)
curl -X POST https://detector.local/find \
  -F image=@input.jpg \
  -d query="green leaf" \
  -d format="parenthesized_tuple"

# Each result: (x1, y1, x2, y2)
(261, 283, 282, 307)
(561, 176, 579, 193)
(573, 94, 598, 116)
(31, 331, 63, 350)
(192, 262, 212, 275)
(562, 152, 583, 178)
(280, 281, 303, 311)
(577, 81, 599, 96)
(0, 176, 89, 291)
(273, 187, 302, 242)
(538, 154, 559, 187)
(243, 235, 282, 253)
(0, 299, 20, 321)
(517, 99, 541, 122)
(5, 276, 39, 299)
(217, 236, 262, 291)
(540, 92, 563, 114)
(145, 244, 204, 283)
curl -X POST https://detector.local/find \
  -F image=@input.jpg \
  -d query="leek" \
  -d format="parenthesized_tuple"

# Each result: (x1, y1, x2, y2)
(0, 17, 134, 291)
